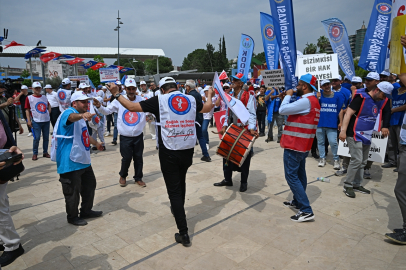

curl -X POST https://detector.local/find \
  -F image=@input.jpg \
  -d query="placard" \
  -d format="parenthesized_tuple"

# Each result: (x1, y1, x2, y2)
(68, 75, 90, 88)
(296, 53, 339, 80)
(99, 68, 120, 82)
(337, 131, 388, 163)
(262, 69, 285, 88)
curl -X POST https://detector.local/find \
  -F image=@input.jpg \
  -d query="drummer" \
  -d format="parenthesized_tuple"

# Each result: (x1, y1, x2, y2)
(213, 73, 258, 192)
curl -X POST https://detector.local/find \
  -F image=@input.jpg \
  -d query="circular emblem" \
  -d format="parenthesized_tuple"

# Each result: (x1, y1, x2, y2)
(376, 3, 392, 14)
(328, 23, 344, 43)
(58, 91, 66, 100)
(85, 62, 91, 67)
(264, 24, 276, 41)
(92, 115, 100, 125)
(122, 110, 140, 126)
(242, 37, 253, 49)
(81, 127, 90, 151)
(35, 102, 47, 114)
(372, 105, 378, 117)
(168, 94, 191, 115)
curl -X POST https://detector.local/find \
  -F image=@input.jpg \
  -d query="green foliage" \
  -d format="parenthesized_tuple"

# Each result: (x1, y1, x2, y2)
(45, 77, 62, 89)
(20, 69, 30, 79)
(303, 42, 318, 55)
(85, 55, 105, 86)
(22, 79, 31, 87)
(317, 36, 330, 53)
(338, 59, 369, 79)
(254, 52, 266, 64)
(144, 56, 173, 74)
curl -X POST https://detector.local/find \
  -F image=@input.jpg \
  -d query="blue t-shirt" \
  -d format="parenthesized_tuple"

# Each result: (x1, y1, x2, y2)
(334, 86, 351, 108)
(341, 82, 352, 90)
(56, 108, 91, 174)
(390, 88, 406, 126)
(318, 91, 345, 129)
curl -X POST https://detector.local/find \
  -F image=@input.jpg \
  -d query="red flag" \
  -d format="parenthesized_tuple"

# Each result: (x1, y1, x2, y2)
(40, 52, 62, 63)
(4, 41, 24, 49)
(116, 66, 124, 70)
(66, 57, 85, 65)
(219, 70, 228, 80)
(90, 62, 106, 70)
(213, 110, 226, 139)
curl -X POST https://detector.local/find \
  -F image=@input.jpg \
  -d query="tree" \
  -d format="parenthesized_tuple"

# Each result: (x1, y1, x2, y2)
(181, 49, 212, 72)
(85, 55, 104, 86)
(114, 59, 145, 77)
(45, 77, 62, 89)
(20, 69, 30, 79)
(206, 43, 215, 71)
(144, 56, 173, 74)
(317, 35, 330, 53)
(254, 52, 266, 64)
(303, 42, 317, 55)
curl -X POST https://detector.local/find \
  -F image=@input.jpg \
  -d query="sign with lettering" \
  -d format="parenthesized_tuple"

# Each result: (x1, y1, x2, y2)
(296, 54, 340, 81)
(99, 68, 120, 82)
(262, 69, 285, 88)
(337, 131, 388, 163)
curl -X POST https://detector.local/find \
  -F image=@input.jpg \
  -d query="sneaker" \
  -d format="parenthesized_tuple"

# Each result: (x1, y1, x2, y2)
(353, 186, 370, 194)
(363, 169, 371, 179)
(333, 160, 341, 170)
(283, 200, 299, 209)
(335, 168, 347, 176)
(27, 132, 32, 137)
(201, 156, 211, 162)
(206, 143, 209, 150)
(104, 132, 111, 137)
(0, 244, 24, 267)
(385, 231, 406, 244)
(111, 141, 117, 146)
(394, 168, 399, 172)
(318, 158, 326, 167)
(290, 211, 314, 222)
(392, 228, 406, 234)
(265, 137, 273, 143)
(382, 163, 396, 168)
(343, 186, 356, 198)
(151, 135, 156, 140)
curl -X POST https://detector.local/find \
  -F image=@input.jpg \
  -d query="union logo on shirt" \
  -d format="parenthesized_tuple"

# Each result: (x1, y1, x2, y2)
(122, 110, 140, 126)
(58, 91, 66, 100)
(372, 105, 378, 117)
(35, 102, 47, 114)
(92, 115, 100, 125)
(168, 94, 191, 115)
(81, 126, 90, 151)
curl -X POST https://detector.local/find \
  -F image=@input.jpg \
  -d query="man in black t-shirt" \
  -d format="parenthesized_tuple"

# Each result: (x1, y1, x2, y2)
(256, 87, 266, 136)
(106, 77, 214, 247)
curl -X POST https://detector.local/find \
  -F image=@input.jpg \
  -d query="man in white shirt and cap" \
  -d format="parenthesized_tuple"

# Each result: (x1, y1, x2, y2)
(45, 84, 61, 129)
(93, 78, 147, 187)
(140, 81, 156, 140)
(56, 78, 72, 113)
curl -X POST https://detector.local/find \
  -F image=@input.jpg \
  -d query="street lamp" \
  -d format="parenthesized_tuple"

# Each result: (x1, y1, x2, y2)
(114, 10, 123, 66)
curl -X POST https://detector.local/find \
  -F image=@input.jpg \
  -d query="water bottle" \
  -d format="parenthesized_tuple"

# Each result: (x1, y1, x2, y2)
(317, 177, 330, 183)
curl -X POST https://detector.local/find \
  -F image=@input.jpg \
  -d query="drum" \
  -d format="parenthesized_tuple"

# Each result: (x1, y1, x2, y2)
(216, 124, 256, 167)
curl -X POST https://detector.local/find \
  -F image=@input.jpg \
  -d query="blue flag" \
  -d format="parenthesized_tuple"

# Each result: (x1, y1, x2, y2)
(236, 34, 255, 77)
(53, 55, 75, 60)
(260, 12, 279, 70)
(269, 0, 298, 89)
(120, 75, 127, 85)
(24, 48, 46, 59)
(322, 18, 355, 80)
(358, 0, 392, 73)
(119, 67, 133, 73)
(81, 61, 98, 69)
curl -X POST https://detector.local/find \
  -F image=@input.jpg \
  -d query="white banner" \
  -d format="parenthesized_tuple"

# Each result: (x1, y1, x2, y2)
(68, 75, 90, 88)
(296, 53, 340, 81)
(262, 69, 285, 88)
(47, 61, 63, 79)
(99, 68, 120, 82)
(337, 131, 388, 163)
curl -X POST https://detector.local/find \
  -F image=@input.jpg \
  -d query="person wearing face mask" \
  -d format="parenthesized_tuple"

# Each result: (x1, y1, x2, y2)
(278, 74, 320, 222)
(340, 81, 392, 198)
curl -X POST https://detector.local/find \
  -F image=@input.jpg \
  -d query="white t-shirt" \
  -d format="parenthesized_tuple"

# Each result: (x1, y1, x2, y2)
(46, 91, 59, 108)
(203, 97, 217, 120)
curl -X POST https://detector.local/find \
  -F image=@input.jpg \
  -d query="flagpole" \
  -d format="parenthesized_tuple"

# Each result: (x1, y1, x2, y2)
(29, 58, 33, 85)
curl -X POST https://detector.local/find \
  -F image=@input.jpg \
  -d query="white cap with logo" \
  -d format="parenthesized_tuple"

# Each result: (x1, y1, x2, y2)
(321, 79, 330, 86)
(365, 72, 380, 81)
(71, 91, 93, 102)
(140, 81, 146, 85)
(380, 70, 390, 76)
(377, 81, 394, 99)
(62, 78, 71, 85)
(125, 78, 137, 87)
(32, 81, 42, 88)
(78, 83, 88, 89)
(223, 83, 230, 88)
(351, 76, 362, 83)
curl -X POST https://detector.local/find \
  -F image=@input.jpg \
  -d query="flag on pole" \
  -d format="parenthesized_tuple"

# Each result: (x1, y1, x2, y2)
(260, 12, 279, 70)
(119, 67, 134, 73)
(24, 47, 46, 59)
(322, 18, 355, 80)
(108, 65, 124, 70)
(90, 62, 107, 70)
(4, 41, 24, 49)
(40, 52, 62, 63)
(81, 61, 98, 69)
(53, 55, 75, 61)
(66, 58, 85, 65)
(218, 70, 228, 80)
(236, 34, 255, 77)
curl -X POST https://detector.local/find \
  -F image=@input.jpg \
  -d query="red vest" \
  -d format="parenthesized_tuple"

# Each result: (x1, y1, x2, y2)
(280, 95, 320, 152)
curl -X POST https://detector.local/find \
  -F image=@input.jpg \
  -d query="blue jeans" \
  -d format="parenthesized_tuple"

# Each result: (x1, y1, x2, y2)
(316, 127, 339, 160)
(202, 119, 210, 144)
(32, 120, 50, 155)
(283, 149, 312, 213)
(195, 123, 209, 157)
(113, 113, 118, 142)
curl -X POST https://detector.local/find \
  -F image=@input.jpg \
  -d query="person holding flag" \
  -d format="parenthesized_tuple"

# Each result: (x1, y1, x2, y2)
(25, 82, 52, 161)
(93, 78, 147, 187)
(56, 78, 73, 113)
(213, 73, 258, 192)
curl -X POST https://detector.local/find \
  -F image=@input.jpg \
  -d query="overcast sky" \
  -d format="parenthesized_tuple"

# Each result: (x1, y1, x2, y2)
(0, 0, 373, 69)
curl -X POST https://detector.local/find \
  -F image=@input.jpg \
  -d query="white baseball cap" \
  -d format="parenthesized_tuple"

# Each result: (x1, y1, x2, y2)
(351, 76, 362, 83)
(365, 72, 380, 81)
(377, 82, 394, 99)
(71, 91, 93, 102)
(197, 87, 203, 91)
(223, 83, 230, 88)
(254, 84, 259, 88)
(332, 75, 342, 80)
(32, 81, 42, 88)
(21, 85, 28, 90)
(79, 83, 88, 89)
(159, 77, 176, 88)
(102, 86, 107, 90)
(62, 78, 71, 85)
(380, 70, 390, 77)
(125, 78, 137, 87)
(44, 84, 53, 89)
(140, 81, 146, 85)
(320, 79, 330, 86)
(95, 96, 103, 103)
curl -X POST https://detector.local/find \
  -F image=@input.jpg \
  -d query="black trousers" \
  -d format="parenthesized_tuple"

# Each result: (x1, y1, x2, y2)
(159, 147, 193, 234)
(223, 148, 253, 184)
(256, 110, 266, 133)
(106, 114, 114, 132)
(119, 134, 144, 180)
(59, 166, 96, 220)
(50, 107, 61, 128)
(22, 109, 30, 131)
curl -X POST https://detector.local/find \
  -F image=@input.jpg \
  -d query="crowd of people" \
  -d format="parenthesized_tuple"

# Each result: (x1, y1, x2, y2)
(1, 64, 406, 267)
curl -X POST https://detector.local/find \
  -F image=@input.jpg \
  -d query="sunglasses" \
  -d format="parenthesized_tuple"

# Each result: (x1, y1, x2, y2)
(223, 87, 230, 89)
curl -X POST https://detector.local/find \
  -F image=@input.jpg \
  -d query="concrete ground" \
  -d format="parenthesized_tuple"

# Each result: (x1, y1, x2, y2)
(2, 124, 405, 270)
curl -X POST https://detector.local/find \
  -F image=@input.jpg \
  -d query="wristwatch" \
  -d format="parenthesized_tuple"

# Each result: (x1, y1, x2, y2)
(114, 93, 121, 99)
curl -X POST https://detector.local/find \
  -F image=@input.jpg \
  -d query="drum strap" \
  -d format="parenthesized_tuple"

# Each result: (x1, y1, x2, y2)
(225, 127, 247, 166)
